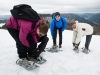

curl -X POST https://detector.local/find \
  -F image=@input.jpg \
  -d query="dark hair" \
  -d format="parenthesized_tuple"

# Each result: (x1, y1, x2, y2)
(69, 20, 76, 26)
(39, 20, 49, 34)
(55, 12, 60, 16)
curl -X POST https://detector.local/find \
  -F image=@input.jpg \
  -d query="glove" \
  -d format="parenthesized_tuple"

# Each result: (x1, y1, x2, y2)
(33, 50, 41, 59)
(74, 44, 78, 48)
(73, 43, 75, 47)
(73, 44, 78, 50)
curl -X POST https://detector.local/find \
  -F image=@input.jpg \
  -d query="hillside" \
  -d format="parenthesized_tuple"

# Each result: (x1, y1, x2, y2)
(88, 13, 100, 26)
(76, 13, 96, 19)
(61, 13, 97, 26)
(0, 13, 99, 26)
(0, 15, 11, 20)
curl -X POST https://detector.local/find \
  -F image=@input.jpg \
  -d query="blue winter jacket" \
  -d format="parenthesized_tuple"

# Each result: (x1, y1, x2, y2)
(50, 16, 67, 37)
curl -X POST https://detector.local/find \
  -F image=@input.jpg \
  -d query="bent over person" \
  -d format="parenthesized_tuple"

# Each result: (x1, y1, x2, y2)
(6, 6, 49, 69)
(69, 20, 93, 54)
(50, 12, 67, 48)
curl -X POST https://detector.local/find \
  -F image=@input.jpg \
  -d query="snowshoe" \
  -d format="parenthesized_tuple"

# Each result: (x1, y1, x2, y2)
(73, 47, 79, 53)
(46, 45, 63, 53)
(16, 58, 39, 70)
(82, 47, 90, 54)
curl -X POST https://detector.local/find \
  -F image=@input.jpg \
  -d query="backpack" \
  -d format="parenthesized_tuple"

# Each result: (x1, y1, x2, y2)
(10, 4, 40, 29)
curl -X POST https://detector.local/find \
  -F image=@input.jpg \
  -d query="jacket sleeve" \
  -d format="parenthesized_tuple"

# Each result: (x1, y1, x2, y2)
(74, 28, 83, 44)
(72, 31, 77, 43)
(62, 17, 67, 31)
(50, 20, 54, 37)
(27, 34, 38, 53)
(19, 24, 31, 47)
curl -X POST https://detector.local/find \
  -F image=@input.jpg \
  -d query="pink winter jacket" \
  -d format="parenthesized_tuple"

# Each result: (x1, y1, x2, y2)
(6, 16, 40, 47)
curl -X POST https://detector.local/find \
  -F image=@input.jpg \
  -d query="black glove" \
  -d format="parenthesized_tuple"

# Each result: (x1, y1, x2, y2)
(73, 44, 78, 50)
(33, 50, 41, 59)
(73, 43, 75, 47)
(74, 44, 78, 48)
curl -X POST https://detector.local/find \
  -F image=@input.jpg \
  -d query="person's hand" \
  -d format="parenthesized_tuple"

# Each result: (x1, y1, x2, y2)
(74, 44, 78, 48)
(73, 43, 78, 48)
(73, 43, 75, 47)
(33, 50, 41, 58)
(73, 43, 78, 50)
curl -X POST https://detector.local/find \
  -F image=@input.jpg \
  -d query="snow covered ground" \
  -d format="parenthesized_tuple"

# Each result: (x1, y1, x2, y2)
(0, 29, 100, 75)
(0, 23, 5, 27)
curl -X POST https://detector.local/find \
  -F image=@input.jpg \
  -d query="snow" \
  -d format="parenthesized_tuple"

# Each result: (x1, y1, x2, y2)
(0, 29, 100, 75)
(0, 23, 5, 27)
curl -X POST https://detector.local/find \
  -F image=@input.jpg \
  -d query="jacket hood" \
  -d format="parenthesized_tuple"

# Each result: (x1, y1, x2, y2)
(52, 14, 63, 22)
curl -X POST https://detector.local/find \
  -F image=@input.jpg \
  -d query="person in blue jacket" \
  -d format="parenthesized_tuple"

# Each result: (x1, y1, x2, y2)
(50, 12, 67, 48)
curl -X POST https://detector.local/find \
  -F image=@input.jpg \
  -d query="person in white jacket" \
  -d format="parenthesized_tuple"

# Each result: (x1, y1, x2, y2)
(69, 20, 93, 54)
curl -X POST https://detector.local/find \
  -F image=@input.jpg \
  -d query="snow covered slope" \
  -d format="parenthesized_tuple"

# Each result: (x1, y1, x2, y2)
(0, 29, 100, 75)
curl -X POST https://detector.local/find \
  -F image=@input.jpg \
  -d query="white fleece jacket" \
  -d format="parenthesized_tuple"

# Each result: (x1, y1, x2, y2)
(72, 21, 93, 44)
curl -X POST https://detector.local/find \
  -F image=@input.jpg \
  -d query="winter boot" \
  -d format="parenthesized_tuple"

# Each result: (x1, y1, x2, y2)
(52, 44, 58, 49)
(59, 45, 62, 48)
(27, 54, 46, 64)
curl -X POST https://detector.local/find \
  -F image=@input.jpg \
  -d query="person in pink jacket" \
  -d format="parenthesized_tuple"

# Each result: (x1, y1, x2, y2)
(6, 16, 49, 62)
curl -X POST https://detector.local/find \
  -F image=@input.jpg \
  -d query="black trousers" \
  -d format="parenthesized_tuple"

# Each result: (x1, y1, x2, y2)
(7, 27, 49, 58)
(85, 35, 92, 49)
(53, 28, 62, 45)
(77, 35, 92, 49)
(7, 27, 27, 58)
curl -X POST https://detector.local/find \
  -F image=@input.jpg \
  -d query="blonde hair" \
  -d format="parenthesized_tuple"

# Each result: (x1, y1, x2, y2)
(39, 20, 49, 34)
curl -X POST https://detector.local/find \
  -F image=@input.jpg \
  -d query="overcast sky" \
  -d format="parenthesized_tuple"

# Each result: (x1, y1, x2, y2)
(0, 0, 100, 15)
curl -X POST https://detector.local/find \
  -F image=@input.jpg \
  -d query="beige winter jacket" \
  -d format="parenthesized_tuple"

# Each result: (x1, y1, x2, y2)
(72, 21, 93, 44)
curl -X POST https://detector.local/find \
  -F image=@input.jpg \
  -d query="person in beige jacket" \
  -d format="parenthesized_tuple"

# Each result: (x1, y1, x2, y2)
(69, 20, 93, 54)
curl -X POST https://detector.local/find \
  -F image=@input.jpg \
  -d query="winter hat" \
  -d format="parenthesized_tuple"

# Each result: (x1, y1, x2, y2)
(55, 12, 60, 16)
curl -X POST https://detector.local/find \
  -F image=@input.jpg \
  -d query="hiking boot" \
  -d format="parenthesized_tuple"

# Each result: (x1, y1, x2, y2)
(59, 45, 62, 48)
(82, 47, 90, 54)
(73, 47, 79, 53)
(27, 54, 46, 64)
(52, 44, 58, 49)
(27, 55, 37, 62)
